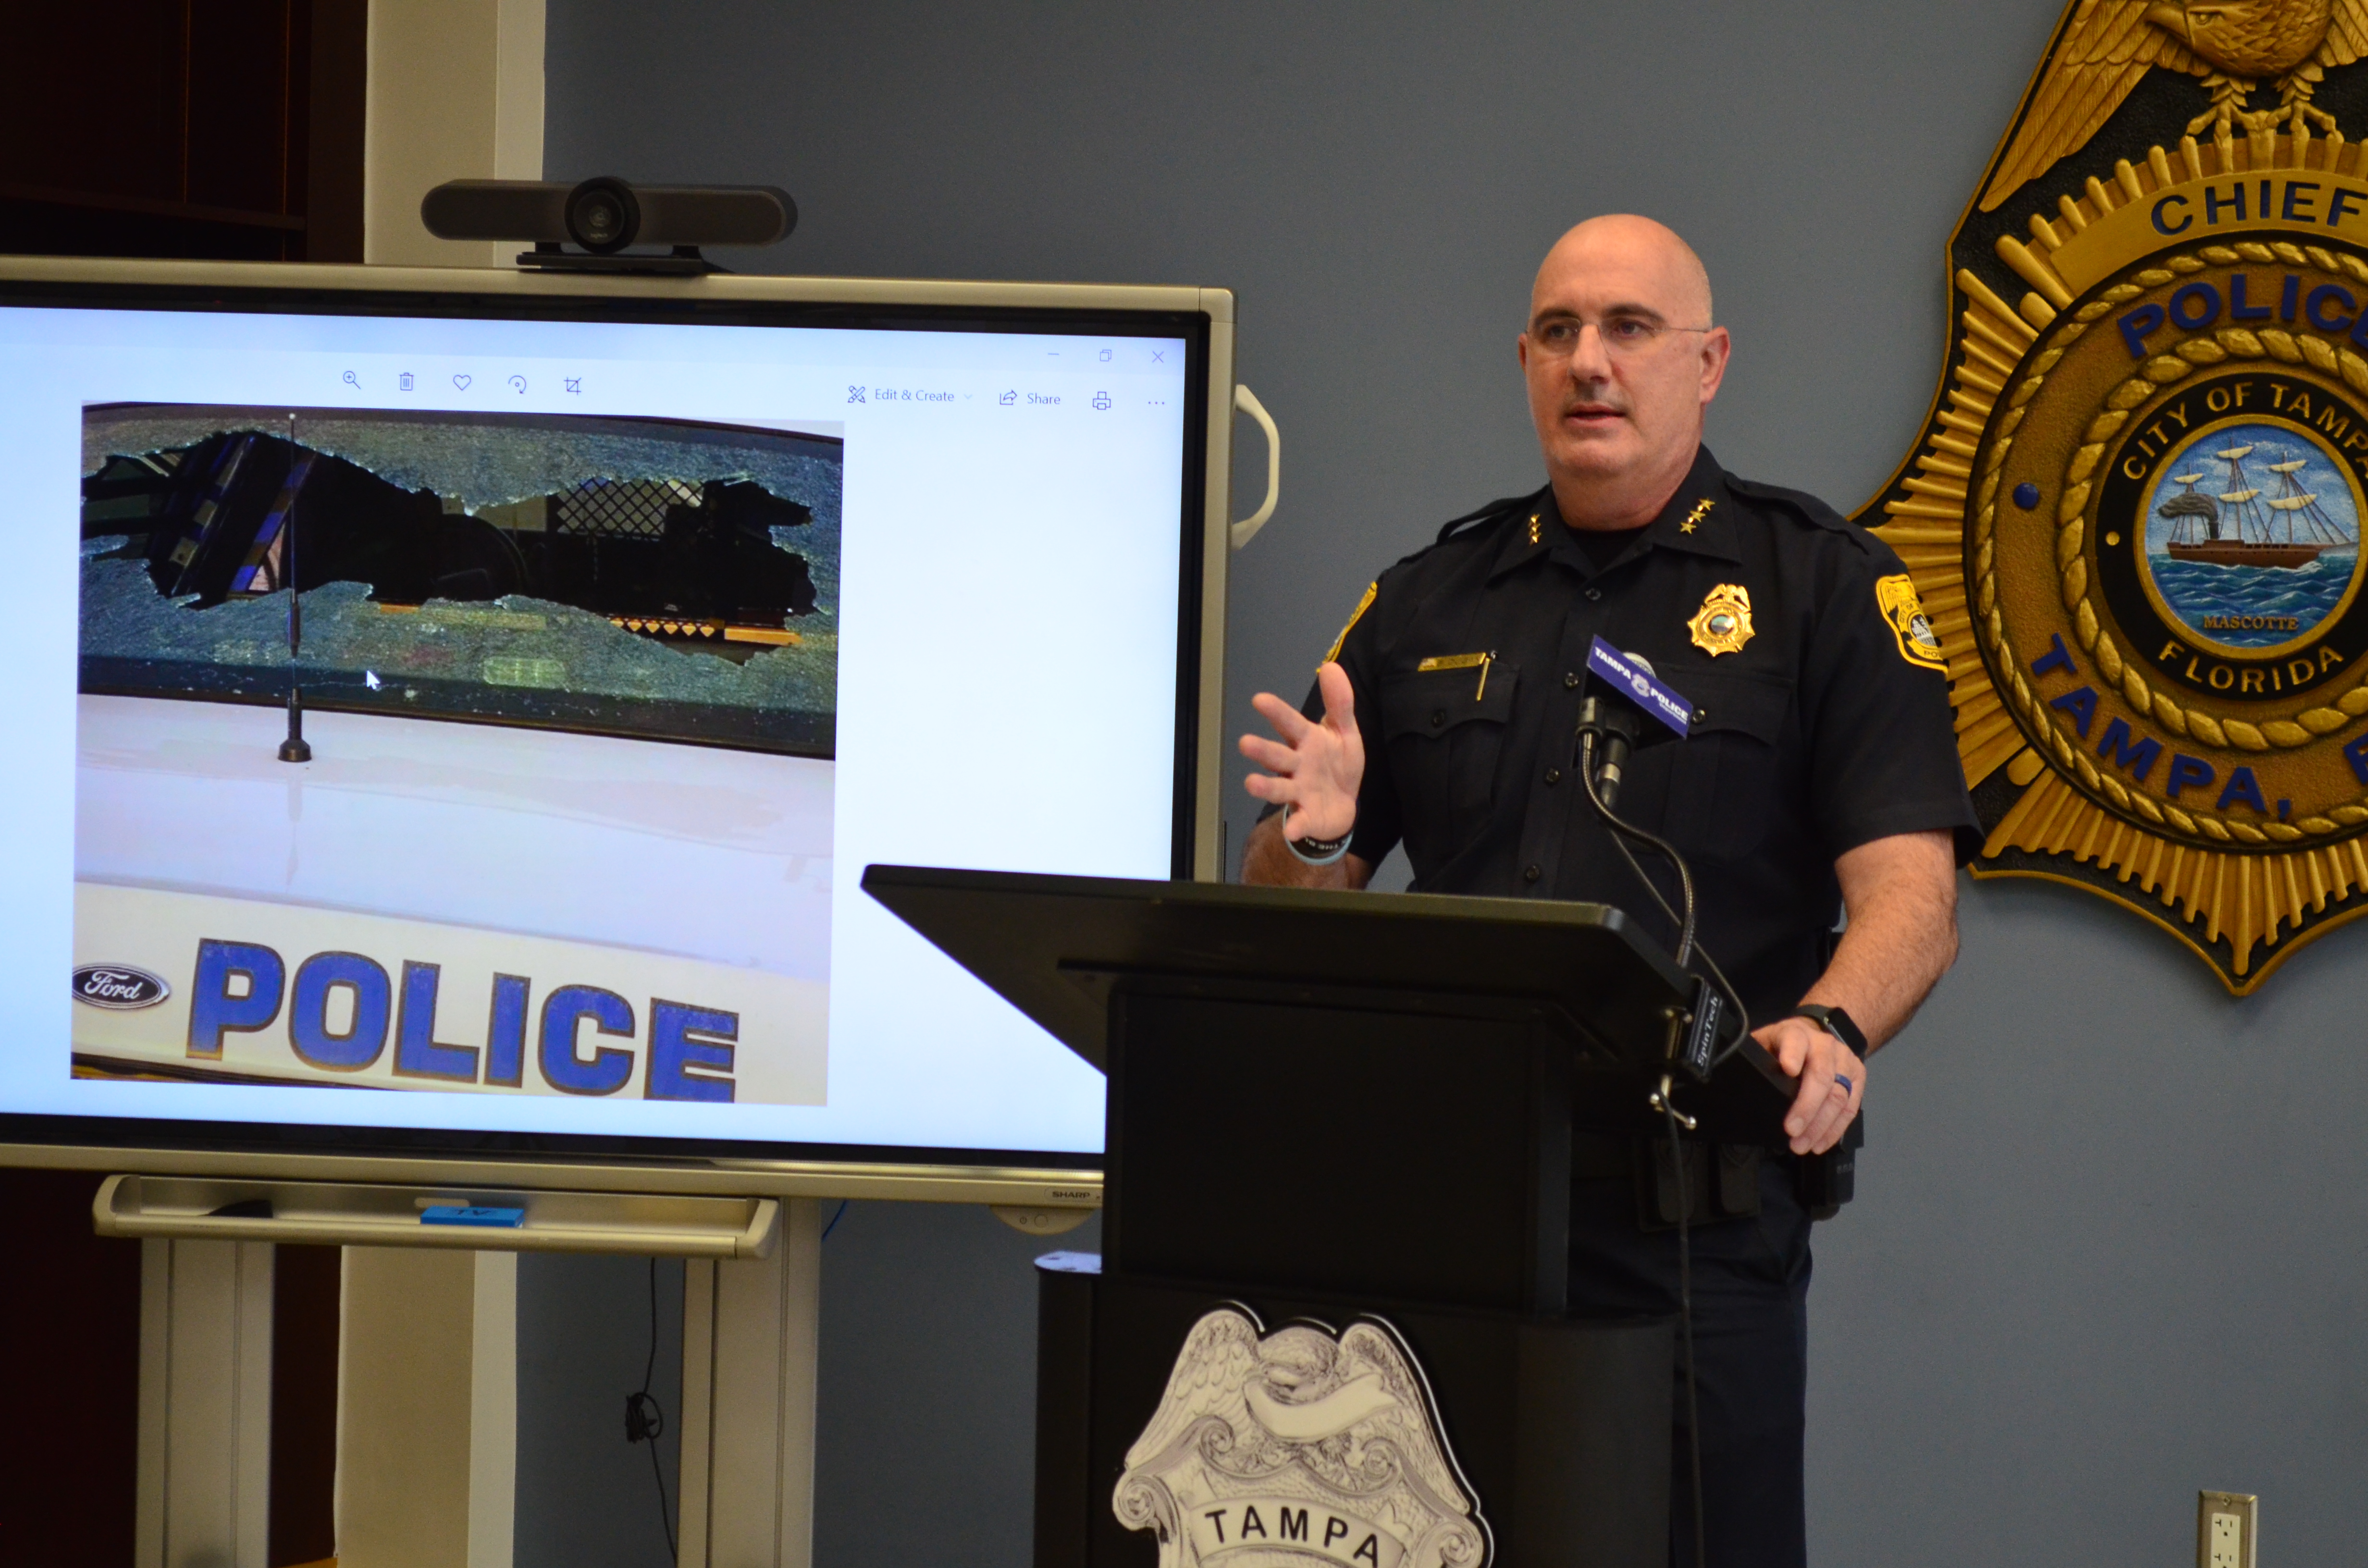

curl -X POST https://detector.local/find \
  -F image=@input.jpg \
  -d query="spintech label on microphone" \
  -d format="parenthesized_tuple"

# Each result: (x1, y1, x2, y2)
(1586, 636, 1692, 737)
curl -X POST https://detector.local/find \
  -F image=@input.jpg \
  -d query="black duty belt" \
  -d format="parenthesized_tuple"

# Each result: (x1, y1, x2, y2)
(1572, 1131, 1855, 1228)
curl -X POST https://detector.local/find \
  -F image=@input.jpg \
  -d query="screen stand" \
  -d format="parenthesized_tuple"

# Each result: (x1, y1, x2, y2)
(337, 1247, 521, 1566)
(136, 1237, 273, 1568)
(113, 1181, 824, 1564)
(678, 1197, 827, 1568)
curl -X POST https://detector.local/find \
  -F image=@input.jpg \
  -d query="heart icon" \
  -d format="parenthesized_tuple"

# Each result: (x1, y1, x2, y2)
(452, 374, 472, 390)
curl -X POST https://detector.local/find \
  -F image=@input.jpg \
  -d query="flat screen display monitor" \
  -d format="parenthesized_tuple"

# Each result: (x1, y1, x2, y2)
(0, 258, 1234, 1196)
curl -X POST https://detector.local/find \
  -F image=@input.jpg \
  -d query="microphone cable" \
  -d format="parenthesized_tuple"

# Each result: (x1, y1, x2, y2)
(1665, 1090, 1710, 1568)
(1576, 731, 1751, 1047)
(1578, 729, 1732, 1568)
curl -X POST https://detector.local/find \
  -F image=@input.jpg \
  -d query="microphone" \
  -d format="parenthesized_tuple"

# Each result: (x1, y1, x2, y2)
(1571, 636, 1736, 1079)
(1569, 647, 1784, 1107)
(1574, 636, 1692, 811)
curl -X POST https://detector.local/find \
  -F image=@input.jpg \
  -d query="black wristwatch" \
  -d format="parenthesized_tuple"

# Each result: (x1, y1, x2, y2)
(1788, 1003, 1867, 1056)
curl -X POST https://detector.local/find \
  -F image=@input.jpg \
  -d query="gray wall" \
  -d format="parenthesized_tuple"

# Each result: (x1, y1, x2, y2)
(516, 1253, 685, 1568)
(533, 4, 2368, 1564)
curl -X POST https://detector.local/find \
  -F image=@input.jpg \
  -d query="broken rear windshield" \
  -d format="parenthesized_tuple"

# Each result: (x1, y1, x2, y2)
(78, 404, 842, 756)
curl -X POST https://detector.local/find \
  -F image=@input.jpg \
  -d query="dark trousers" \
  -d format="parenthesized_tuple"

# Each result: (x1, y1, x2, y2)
(1568, 1153, 1813, 1568)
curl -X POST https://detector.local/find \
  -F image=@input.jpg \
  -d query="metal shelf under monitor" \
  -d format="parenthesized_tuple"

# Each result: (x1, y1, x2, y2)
(93, 1172, 780, 1257)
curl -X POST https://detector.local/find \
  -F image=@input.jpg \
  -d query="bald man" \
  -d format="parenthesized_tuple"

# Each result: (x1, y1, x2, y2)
(1239, 217, 1975, 1566)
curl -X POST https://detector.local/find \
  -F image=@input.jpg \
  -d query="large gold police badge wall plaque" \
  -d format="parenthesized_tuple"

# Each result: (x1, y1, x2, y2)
(1862, 0, 2368, 989)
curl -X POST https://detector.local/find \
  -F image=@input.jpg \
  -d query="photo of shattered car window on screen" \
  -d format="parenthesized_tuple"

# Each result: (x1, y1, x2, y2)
(72, 404, 842, 1106)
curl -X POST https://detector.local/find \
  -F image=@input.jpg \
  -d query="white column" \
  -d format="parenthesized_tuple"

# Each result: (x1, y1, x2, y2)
(336, 1247, 518, 1568)
(469, 1252, 521, 1568)
(678, 1198, 826, 1568)
(363, 0, 546, 266)
(136, 1238, 275, 1568)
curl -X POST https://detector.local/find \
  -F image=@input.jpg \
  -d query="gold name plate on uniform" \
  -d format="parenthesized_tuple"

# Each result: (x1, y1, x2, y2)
(1417, 650, 1496, 699)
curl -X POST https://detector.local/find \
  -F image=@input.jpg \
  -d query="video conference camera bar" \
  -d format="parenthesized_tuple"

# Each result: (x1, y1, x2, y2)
(420, 177, 797, 275)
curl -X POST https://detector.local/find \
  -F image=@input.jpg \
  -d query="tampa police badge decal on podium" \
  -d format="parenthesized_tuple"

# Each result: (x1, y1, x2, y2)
(1862, 0, 2368, 989)
(1114, 1308, 1491, 1568)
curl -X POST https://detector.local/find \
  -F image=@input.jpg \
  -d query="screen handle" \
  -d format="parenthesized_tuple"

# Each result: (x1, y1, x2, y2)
(1230, 383, 1282, 549)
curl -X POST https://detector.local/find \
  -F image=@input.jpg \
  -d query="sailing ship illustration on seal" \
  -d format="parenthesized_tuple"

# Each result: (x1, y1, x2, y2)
(2156, 444, 2358, 568)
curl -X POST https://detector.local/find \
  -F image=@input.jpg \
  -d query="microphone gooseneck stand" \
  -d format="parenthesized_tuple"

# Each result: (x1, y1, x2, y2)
(1575, 699, 1763, 1568)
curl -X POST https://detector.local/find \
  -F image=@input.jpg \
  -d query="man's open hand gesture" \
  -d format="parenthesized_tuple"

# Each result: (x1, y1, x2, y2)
(1239, 662, 1367, 884)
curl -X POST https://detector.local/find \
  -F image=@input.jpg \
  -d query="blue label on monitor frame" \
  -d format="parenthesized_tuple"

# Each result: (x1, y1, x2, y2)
(420, 1205, 526, 1228)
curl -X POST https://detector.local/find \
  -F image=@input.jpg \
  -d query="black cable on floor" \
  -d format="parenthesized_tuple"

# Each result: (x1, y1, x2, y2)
(624, 1256, 677, 1563)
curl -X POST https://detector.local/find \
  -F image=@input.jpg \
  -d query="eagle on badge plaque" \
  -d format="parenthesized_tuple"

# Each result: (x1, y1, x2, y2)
(1113, 1308, 1491, 1568)
(1860, 0, 2368, 989)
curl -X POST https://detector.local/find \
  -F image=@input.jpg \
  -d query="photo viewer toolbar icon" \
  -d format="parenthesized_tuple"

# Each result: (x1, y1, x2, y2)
(1092, 391, 1111, 410)
(399, 372, 414, 391)
(999, 390, 1016, 405)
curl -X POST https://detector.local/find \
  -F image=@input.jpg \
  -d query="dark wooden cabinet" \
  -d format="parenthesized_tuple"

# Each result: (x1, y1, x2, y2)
(0, 0, 365, 261)
(1, 19, 367, 1565)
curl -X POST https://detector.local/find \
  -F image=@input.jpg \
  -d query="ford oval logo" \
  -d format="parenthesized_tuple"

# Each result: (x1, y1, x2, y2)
(73, 964, 171, 1010)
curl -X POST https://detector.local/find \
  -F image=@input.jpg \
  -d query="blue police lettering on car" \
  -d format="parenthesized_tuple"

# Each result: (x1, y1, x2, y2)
(176, 939, 739, 1095)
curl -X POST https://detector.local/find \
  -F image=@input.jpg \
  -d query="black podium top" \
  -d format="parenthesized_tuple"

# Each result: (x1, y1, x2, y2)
(861, 865, 1730, 1078)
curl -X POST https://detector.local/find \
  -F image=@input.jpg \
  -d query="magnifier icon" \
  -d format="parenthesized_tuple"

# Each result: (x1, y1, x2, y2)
(342, 370, 359, 389)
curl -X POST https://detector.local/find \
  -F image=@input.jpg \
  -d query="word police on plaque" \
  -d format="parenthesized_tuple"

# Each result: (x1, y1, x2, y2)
(1865, 0, 2368, 987)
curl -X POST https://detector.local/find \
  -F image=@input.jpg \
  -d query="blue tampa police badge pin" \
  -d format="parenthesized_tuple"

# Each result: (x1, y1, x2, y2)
(1860, 0, 2368, 991)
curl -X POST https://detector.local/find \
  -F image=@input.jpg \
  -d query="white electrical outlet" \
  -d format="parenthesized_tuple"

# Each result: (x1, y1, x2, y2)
(2198, 1491, 2257, 1568)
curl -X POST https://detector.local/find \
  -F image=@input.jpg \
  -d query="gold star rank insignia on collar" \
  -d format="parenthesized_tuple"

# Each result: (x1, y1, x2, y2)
(1688, 583, 1753, 656)
(1528, 512, 1540, 546)
(1680, 498, 1714, 535)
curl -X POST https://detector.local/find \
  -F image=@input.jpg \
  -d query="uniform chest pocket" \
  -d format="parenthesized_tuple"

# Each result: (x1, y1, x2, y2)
(1378, 660, 1521, 858)
(1651, 669, 1794, 863)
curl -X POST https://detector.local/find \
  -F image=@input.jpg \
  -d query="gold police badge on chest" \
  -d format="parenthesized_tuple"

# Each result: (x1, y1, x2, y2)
(1687, 583, 1754, 656)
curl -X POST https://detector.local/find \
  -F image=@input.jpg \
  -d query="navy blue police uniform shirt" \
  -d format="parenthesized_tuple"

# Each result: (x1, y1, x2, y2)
(1300, 444, 1980, 1029)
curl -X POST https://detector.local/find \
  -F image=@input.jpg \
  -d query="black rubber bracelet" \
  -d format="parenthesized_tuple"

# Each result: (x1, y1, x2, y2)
(1284, 824, 1351, 866)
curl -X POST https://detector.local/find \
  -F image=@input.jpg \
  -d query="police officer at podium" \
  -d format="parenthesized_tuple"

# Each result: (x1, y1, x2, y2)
(1239, 214, 1978, 1568)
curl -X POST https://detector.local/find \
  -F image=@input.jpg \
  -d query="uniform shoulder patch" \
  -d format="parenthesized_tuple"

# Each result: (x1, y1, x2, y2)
(1875, 573, 1947, 671)
(1322, 580, 1378, 666)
